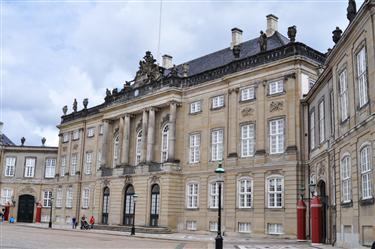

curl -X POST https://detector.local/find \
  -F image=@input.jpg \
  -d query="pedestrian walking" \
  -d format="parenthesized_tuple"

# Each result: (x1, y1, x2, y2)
(72, 217, 76, 229)
(89, 216, 95, 229)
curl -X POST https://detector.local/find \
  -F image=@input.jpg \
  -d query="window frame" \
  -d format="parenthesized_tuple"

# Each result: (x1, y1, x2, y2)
(338, 69, 349, 122)
(240, 123, 255, 158)
(267, 223, 283, 235)
(269, 118, 285, 154)
(72, 130, 80, 140)
(44, 158, 56, 178)
(5, 156, 16, 177)
(211, 129, 224, 161)
(186, 182, 199, 209)
(240, 86, 255, 102)
(82, 188, 90, 209)
(268, 80, 284, 95)
(356, 46, 368, 108)
(85, 152, 93, 175)
(238, 177, 253, 209)
(87, 127, 95, 138)
(161, 124, 169, 163)
(56, 188, 63, 208)
(211, 95, 225, 109)
(189, 133, 201, 164)
(208, 181, 223, 209)
(113, 134, 120, 167)
(359, 144, 373, 200)
(24, 157, 36, 178)
(341, 154, 352, 203)
(135, 130, 142, 165)
(60, 156, 66, 176)
(63, 133, 69, 143)
(238, 222, 251, 233)
(66, 187, 73, 208)
(190, 101, 202, 114)
(267, 175, 284, 208)
(310, 110, 316, 150)
(43, 190, 52, 208)
(70, 154, 78, 176)
(1, 188, 13, 205)
(318, 99, 325, 144)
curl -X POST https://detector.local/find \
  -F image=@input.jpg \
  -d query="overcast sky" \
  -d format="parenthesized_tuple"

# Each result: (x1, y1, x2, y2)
(1, 0, 364, 146)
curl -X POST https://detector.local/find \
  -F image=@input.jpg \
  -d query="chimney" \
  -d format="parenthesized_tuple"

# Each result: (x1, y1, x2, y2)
(162, 54, 173, 69)
(266, 14, 278, 37)
(230, 28, 243, 49)
(0, 122, 3, 144)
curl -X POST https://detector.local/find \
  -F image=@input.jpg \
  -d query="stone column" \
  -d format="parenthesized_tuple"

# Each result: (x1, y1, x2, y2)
(101, 120, 109, 167)
(168, 102, 177, 161)
(121, 114, 131, 165)
(140, 109, 148, 163)
(147, 107, 156, 162)
(118, 116, 124, 164)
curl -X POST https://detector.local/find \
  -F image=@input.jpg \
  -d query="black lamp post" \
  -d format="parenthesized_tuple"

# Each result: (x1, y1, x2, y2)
(131, 193, 138, 236)
(48, 196, 54, 229)
(215, 163, 225, 249)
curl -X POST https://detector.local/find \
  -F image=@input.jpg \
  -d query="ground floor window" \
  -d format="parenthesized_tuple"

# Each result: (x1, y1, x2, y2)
(238, 222, 251, 233)
(209, 221, 218, 232)
(186, 220, 197, 231)
(267, 223, 283, 235)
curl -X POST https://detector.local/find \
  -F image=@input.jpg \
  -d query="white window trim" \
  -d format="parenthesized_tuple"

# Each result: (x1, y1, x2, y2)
(186, 220, 197, 231)
(1, 188, 13, 205)
(113, 134, 120, 167)
(211, 129, 224, 161)
(212, 95, 224, 109)
(341, 154, 352, 203)
(135, 130, 142, 165)
(190, 101, 202, 114)
(43, 191, 52, 208)
(82, 188, 90, 209)
(24, 157, 36, 178)
(186, 182, 199, 209)
(240, 87, 255, 101)
(161, 124, 169, 163)
(310, 111, 315, 150)
(72, 130, 80, 140)
(85, 152, 92, 175)
(60, 156, 66, 177)
(356, 47, 368, 108)
(5, 157, 16, 177)
(339, 69, 349, 122)
(269, 118, 284, 154)
(359, 143, 373, 200)
(269, 80, 284, 95)
(318, 100, 325, 144)
(267, 175, 284, 208)
(189, 133, 200, 164)
(241, 124, 255, 158)
(45, 158, 56, 178)
(208, 181, 223, 209)
(66, 188, 73, 208)
(237, 177, 253, 208)
(238, 222, 251, 233)
(63, 133, 69, 143)
(267, 223, 283, 235)
(70, 154, 78, 176)
(87, 127, 95, 138)
(56, 188, 63, 208)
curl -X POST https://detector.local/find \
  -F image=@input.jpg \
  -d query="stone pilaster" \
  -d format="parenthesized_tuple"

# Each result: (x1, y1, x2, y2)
(168, 101, 177, 161)
(121, 114, 131, 165)
(147, 107, 156, 162)
(228, 88, 239, 157)
(255, 82, 266, 155)
(118, 116, 124, 163)
(101, 120, 109, 167)
(141, 109, 148, 163)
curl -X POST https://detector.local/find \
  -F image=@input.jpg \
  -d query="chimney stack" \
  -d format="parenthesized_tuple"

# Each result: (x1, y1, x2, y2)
(230, 28, 243, 49)
(266, 14, 278, 37)
(162, 54, 173, 69)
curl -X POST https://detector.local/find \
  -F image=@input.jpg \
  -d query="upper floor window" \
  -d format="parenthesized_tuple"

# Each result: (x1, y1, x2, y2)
(99, 124, 104, 135)
(318, 100, 325, 143)
(85, 152, 92, 175)
(43, 191, 52, 207)
(189, 133, 200, 164)
(356, 47, 368, 107)
(240, 87, 255, 101)
(267, 176, 283, 208)
(360, 145, 372, 200)
(72, 130, 79, 140)
(238, 178, 252, 208)
(45, 158, 56, 178)
(241, 124, 255, 157)
(24, 157, 36, 178)
(339, 69, 349, 122)
(71, 154, 78, 176)
(1, 188, 12, 205)
(135, 130, 142, 164)
(5, 157, 16, 177)
(56, 188, 63, 208)
(186, 182, 198, 209)
(341, 155, 352, 203)
(87, 127, 95, 138)
(82, 188, 90, 208)
(60, 156, 66, 176)
(212, 95, 224, 109)
(63, 133, 69, 143)
(113, 135, 120, 166)
(269, 119, 284, 154)
(66, 188, 73, 208)
(269, 80, 283, 95)
(209, 182, 223, 208)
(211, 129, 223, 161)
(190, 101, 201, 114)
(161, 124, 169, 162)
(97, 151, 102, 169)
(310, 111, 315, 150)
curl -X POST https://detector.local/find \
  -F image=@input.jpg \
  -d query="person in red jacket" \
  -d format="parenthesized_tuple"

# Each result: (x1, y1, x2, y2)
(89, 216, 95, 229)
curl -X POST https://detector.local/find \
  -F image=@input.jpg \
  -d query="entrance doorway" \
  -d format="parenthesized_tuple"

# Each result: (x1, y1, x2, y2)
(17, 195, 35, 223)
(150, 184, 160, 227)
(318, 180, 327, 243)
(123, 185, 135, 225)
(102, 187, 110, 224)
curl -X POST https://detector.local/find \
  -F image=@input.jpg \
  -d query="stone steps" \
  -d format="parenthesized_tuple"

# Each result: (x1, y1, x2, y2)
(93, 224, 173, 234)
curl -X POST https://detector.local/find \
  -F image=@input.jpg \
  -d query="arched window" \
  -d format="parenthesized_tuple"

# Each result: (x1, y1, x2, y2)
(113, 134, 120, 167)
(238, 177, 252, 208)
(360, 145, 372, 199)
(135, 130, 142, 164)
(123, 185, 135, 225)
(341, 154, 351, 203)
(161, 124, 169, 162)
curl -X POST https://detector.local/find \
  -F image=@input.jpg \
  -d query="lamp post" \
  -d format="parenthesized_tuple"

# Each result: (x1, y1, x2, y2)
(131, 193, 138, 236)
(48, 196, 54, 229)
(215, 163, 225, 249)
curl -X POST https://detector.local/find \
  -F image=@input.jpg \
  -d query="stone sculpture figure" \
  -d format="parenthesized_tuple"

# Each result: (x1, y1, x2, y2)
(134, 51, 162, 84)
(73, 98, 77, 112)
(21, 137, 25, 146)
(41, 137, 46, 146)
(170, 65, 178, 77)
(258, 31, 267, 52)
(287, 26, 297, 42)
(332, 27, 343, 44)
(62, 105, 68, 115)
(347, 0, 357, 22)
(83, 98, 88, 109)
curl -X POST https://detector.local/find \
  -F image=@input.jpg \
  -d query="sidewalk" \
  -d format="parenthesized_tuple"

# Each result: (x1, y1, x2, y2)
(13, 222, 340, 249)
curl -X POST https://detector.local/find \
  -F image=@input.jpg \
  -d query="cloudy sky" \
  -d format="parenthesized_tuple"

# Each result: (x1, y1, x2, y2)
(1, 0, 364, 146)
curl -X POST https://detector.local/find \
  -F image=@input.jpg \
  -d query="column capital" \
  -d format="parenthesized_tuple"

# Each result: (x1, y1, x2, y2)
(228, 88, 239, 94)
(169, 100, 182, 107)
(124, 113, 135, 118)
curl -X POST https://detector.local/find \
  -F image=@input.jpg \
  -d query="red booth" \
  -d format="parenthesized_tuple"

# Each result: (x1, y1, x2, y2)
(35, 202, 42, 223)
(311, 196, 322, 243)
(297, 198, 306, 240)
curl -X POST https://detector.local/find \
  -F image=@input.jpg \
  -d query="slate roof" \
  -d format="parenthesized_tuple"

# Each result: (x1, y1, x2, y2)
(1, 134, 15, 146)
(176, 31, 291, 76)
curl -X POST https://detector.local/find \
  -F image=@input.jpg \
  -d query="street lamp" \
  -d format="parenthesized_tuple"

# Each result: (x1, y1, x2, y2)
(131, 193, 138, 236)
(215, 163, 225, 249)
(48, 196, 54, 229)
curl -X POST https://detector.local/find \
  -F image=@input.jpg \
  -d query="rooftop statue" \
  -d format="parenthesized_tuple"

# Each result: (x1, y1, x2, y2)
(134, 51, 162, 85)
(258, 31, 267, 52)
(347, 0, 357, 22)
(73, 98, 77, 112)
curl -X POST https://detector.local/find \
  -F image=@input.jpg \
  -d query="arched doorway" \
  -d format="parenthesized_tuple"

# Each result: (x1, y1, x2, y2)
(102, 187, 110, 224)
(123, 185, 135, 225)
(17, 195, 35, 223)
(318, 180, 327, 243)
(150, 184, 160, 227)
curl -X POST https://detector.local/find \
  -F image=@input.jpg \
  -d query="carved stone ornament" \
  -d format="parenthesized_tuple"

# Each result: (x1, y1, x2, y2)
(73, 144, 79, 150)
(20, 186, 35, 195)
(102, 178, 110, 187)
(62, 146, 67, 152)
(150, 175, 160, 183)
(241, 107, 254, 117)
(318, 163, 326, 177)
(270, 101, 284, 112)
(161, 114, 170, 127)
(134, 51, 163, 85)
(136, 120, 142, 132)
(124, 175, 133, 185)
(228, 88, 239, 94)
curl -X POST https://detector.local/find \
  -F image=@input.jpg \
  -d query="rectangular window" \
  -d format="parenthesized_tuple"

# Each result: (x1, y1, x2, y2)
(240, 87, 255, 101)
(85, 152, 92, 175)
(24, 157, 36, 178)
(97, 151, 102, 169)
(63, 133, 69, 143)
(341, 156, 352, 203)
(56, 188, 63, 208)
(189, 134, 200, 163)
(190, 101, 201, 114)
(209, 182, 223, 208)
(72, 130, 79, 140)
(71, 154, 77, 176)
(5, 157, 16, 177)
(209, 221, 218, 232)
(241, 124, 255, 157)
(212, 95, 224, 109)
(268, 223, 283, 235)
(82, 188, 90, 208)
(87, 127, 95, 138)
(43, 191, 52, 207)
(267, 177, 283, 208)
(186, 220, 197, 231)
(45, 158, 56, 178)
(60, 156, 66, 176)
(66, 188, 73, 208)
(310, 111, 315, 150)
(99, 124, 104, 135)
(211, 129, 223, 161)
(357, 47, 368, 107)
(360, 147, 372, 200)
(318, 101, 325, 143)
(269, 80, 283, 95)
(269, 119, 284, 154)
(238, 222, 251, 233)
(1, 188, 12, 205)
(339, 69, 349, 121)
(238, 178, 252, 208)
(187, 183, 198, 209)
